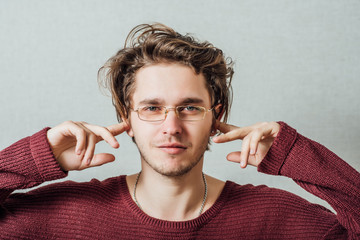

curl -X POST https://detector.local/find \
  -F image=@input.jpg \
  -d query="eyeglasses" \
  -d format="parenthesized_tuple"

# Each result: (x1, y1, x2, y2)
(131, 105, 214, 122)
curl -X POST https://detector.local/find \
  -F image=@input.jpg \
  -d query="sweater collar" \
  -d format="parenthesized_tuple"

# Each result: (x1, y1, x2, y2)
(120, 175, 234, 230)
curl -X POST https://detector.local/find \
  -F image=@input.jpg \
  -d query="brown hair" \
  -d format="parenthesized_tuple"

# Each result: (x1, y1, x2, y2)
(98, 23, 234, 123)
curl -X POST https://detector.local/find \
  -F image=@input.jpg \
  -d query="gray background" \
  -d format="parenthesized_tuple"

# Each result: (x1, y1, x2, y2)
(1, 0, 359, 210)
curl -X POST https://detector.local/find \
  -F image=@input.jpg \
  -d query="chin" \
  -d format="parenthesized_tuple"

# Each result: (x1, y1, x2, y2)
(154, 165, 194, 177)
(142, 155, 202, 177)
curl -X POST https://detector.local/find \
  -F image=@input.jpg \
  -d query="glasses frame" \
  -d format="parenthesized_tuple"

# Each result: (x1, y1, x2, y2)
(131, 105, 214, 122)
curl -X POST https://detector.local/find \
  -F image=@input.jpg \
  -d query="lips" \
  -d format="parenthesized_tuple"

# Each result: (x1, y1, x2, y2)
(158, 143, 187, 155)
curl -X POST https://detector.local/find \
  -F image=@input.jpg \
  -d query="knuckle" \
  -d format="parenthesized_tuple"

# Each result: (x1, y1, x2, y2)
(255, 121, 268, 128)
(253, 122, 268, 133)
(63, 120, 74, 125)
(250, 137, 257, 144)
(78, 128, 86, 136)
(269, 121, 280, 129)
(253, 128, 262, 137)
(243, 135, 251, 142)
(88, 133, 97, 140)
(100, 126, 111, 135)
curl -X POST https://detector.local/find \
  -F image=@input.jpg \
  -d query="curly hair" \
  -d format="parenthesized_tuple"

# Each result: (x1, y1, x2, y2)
(98, 23, 234, 123)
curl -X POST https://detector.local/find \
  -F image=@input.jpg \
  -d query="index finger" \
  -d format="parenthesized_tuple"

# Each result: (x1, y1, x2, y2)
(213, 121, 251, 143)
(216, 121, 239, 134)
(84, 122, 129, 148)
(106, 121, 130, 136)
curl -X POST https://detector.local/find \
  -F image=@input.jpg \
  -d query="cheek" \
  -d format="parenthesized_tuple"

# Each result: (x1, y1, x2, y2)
(188, 120, 213, 138)
(129, 119, 156, 140)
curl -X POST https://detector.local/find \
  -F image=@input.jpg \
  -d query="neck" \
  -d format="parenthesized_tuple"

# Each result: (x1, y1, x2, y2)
(133, 161, 207, 221)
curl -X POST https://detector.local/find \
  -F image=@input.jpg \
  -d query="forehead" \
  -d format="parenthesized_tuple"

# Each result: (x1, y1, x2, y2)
(132, 63, 211, 106)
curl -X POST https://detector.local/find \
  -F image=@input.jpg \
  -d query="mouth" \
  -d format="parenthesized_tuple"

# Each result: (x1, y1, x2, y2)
(158, 143, 187, 155)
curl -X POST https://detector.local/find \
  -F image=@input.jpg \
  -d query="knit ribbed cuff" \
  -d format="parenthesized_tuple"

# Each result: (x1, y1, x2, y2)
(29, 128, 68, 181)
(258, 122, 298, 176)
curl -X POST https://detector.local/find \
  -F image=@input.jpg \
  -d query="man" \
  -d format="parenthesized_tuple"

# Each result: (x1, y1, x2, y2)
(1, 23, 359, 239)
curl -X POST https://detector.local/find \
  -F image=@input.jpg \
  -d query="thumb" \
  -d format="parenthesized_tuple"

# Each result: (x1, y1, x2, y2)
(86, 153, 116, 168)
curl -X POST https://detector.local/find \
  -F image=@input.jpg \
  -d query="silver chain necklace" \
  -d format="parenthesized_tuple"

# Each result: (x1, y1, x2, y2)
(133, 172, 208, 217)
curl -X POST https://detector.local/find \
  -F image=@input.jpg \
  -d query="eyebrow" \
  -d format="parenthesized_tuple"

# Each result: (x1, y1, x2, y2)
(138, 97, 204, 106)
(138, 98, 163, 106)
(180, 97, 204, 105)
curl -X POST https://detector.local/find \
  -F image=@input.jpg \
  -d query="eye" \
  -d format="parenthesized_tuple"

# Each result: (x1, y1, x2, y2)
(142, 106, 162, 112)
(180, 106, 202, 112)
(185, 106, 197, 111)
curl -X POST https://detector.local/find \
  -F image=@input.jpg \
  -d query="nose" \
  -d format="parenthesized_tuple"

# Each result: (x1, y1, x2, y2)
(162, 108, 182, 135)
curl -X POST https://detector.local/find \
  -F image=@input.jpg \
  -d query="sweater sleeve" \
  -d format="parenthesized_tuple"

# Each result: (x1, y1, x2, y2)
(258, 121, 360, 236)
(0, 128, 67, 204)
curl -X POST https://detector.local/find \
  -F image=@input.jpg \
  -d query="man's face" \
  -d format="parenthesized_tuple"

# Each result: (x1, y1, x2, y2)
(127, 63, 214, 177)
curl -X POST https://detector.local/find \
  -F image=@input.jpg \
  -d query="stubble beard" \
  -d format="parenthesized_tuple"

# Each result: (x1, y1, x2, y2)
(133, 132, 211, 177)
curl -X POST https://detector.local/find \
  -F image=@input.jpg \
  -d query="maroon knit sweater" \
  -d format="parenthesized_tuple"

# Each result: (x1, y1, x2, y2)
(0, 122, 359, 239)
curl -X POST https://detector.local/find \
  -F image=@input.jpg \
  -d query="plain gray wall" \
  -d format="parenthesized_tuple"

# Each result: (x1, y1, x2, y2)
(1, 0, 359, 210)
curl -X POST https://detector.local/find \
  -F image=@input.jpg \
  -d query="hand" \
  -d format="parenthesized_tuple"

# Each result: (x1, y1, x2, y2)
(46, 121, 130, 171)
(212, 121, 280, 168)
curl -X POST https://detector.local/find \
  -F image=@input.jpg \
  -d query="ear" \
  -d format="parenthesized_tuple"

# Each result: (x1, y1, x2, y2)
(122, 118, 134, 137)
(210, 104, 224, 136)
(215, 104, 224, 121)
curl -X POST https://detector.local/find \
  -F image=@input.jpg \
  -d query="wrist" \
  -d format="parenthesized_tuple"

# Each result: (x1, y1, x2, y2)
(258, 122, 297, 175)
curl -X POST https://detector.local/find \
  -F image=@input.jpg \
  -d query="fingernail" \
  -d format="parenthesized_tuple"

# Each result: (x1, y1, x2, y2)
(250, 149, 255, 155)
(87, 158, 91, 165)
(76, 149, 82, 155)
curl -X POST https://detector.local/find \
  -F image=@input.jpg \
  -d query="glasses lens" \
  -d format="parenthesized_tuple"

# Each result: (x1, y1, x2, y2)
(138, 106, 165, 121)
(137, 106, 207, 121)
(177, 106, 205, 121)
